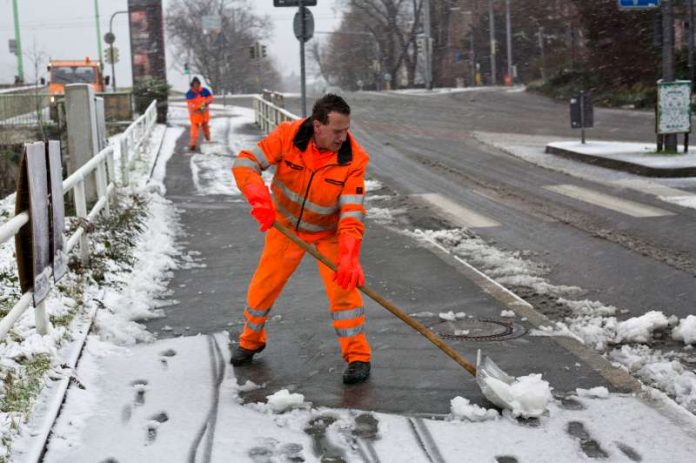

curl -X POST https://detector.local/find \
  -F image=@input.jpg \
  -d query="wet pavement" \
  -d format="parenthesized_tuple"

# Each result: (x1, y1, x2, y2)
(145, 110, 637, 416)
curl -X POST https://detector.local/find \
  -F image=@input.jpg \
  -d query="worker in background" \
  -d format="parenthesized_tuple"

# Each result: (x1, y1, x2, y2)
(230, 94, 371, 385)
(185, 76, 213, 151)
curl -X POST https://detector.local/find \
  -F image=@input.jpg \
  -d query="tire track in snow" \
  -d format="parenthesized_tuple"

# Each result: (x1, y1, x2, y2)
(187, 335, 226, 463)
(408, 417, 446, 463)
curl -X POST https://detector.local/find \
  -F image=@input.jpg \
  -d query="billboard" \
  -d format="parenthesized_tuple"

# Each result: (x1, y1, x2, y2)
(128, 0, 167, 85)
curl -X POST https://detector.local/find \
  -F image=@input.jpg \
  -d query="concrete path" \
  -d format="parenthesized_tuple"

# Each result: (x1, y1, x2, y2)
(145, 105, 637, 416)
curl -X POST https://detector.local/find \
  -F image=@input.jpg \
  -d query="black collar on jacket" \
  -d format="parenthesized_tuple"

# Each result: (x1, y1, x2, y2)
(293, 117, 353, 165)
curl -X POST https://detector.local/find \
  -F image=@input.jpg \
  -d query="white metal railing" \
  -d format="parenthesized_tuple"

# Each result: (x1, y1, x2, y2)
(253, 96, 299, 133)
(0, 100, 158, 341)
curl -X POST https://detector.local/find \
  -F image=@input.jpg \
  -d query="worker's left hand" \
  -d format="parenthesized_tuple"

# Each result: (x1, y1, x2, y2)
(334, 235, 365, 290)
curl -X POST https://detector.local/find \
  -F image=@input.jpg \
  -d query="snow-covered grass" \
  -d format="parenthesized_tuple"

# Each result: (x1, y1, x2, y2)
(409, 227, 696, 415)
(0, 123, 186, 460)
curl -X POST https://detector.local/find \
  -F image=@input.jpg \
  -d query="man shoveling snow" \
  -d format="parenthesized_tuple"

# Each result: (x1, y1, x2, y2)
(229, 94, 372, 385)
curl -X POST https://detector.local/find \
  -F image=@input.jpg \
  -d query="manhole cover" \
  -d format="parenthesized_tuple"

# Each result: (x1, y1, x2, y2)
(432, 319, 526, 342)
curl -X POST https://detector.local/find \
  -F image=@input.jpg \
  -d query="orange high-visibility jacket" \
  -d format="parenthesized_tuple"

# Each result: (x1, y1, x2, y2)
(186, 87, 214, 124)
(232, 118, 368, 241)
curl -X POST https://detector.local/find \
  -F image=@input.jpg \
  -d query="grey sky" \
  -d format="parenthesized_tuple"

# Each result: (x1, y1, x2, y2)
(0, 0, 342, 91)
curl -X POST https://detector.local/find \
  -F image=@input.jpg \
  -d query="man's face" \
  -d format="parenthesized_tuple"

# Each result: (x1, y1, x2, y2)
(313, 112, 350, 152)
(192, 82, 200, 91)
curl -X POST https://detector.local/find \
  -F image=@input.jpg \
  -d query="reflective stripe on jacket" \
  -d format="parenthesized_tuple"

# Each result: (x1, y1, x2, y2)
(232, 118, 369, 240)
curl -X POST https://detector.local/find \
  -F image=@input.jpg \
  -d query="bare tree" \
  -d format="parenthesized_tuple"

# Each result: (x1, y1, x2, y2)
(167, 0, 281, 94)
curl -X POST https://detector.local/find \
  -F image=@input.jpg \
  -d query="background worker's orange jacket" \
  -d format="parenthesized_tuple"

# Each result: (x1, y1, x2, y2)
(232, 118, 368, 241)
(186, 86, 214, 124)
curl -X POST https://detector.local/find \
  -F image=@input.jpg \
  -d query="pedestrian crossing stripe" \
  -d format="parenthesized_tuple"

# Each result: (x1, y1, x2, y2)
(544, 184, 674, 218)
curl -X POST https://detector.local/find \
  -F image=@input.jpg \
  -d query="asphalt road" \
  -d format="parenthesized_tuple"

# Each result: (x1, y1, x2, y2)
(276, 89, 696, 325)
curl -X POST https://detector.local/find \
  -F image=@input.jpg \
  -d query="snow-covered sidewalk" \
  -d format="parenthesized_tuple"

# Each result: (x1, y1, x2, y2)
(27, 105, 696, 462)
(41, 332, 696, 462)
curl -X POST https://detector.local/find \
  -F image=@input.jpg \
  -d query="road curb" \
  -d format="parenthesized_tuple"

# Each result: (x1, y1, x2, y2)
(545, 144, 696, 178)
(411, 232, 643, 394)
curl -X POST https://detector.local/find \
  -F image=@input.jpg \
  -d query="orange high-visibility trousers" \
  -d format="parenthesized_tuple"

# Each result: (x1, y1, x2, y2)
(189, 112, 210, 147)
(239, 227, 371, 363)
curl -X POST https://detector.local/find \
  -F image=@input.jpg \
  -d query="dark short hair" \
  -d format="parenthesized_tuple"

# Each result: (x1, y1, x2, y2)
(190, 77, 201, 86)
(312, 94, 350, 124)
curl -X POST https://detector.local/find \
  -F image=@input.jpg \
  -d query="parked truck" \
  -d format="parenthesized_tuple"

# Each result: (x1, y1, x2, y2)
(47, 58, 109, 95)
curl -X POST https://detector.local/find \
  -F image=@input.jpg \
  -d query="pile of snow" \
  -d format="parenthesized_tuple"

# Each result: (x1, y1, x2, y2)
(576, 387, 609, 399)
(673, 315, 696, 345)
(610, 345, 696, 412)
(500, 310, 515, 318)
(438, 311, 467, 321)
(449, 397, 499, 422)
(264, 389, 307, 413)
(485, 374, 554, 418)
(615, 311, 669, 343)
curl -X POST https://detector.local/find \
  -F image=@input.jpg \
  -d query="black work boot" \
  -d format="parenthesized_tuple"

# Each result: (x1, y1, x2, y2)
(343, 361, 371, 385)
(230, 345, 265, 366)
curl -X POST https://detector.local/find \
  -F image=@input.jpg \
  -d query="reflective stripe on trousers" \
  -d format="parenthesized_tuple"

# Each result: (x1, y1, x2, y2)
(237, 227, 371, 363)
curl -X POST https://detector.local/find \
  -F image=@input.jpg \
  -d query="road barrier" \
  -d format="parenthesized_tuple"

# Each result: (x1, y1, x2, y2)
(253, 95, 299, 133)
(0, 100, 158, 341)
(0, 93, 53, 127)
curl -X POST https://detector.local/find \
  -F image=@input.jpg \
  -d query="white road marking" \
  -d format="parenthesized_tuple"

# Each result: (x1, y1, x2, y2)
(544, 184, 674, 218)
(415, 193, 501, 228)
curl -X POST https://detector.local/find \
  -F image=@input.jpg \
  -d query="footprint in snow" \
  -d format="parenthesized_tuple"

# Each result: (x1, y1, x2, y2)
(566, 421, 609, 459)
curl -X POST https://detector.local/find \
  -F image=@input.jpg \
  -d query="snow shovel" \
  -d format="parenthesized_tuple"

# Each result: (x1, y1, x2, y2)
(272, 221, 517, 410)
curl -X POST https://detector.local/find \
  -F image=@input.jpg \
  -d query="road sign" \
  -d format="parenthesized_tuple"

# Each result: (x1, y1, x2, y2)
(657, 80, 692, 134)
(104, 32, 116, 45)
(617, 0, 660, 9)
(274, 0, 317, 6)
(293, 7, 314, 42)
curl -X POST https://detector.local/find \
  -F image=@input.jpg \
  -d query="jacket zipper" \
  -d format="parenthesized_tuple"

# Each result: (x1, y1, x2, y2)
(295, 163, 341, 232)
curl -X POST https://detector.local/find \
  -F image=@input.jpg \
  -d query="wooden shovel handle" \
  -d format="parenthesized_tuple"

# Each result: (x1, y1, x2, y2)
(272, 222, 478, 377)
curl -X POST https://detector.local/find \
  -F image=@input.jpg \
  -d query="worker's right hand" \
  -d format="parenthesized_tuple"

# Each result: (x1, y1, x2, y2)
(242, 184, 275, 232)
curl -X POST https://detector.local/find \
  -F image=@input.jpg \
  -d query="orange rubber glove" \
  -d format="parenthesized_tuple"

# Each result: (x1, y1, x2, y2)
(242, 184, 275, 232)
(334, 234, 365, 290)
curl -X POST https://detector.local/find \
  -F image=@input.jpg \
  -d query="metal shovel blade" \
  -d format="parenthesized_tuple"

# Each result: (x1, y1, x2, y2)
(475, 349, 517, 410)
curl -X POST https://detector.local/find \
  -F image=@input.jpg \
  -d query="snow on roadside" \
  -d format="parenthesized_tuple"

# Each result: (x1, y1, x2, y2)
(408, 227, 696, 414)
(673, 315, 696, 345)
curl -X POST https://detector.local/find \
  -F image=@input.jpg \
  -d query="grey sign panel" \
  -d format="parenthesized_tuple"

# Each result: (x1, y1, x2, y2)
(293, 7, 314, 42)
(47, 141, 68, 282)
(570, 93, 594, 129)
(657, 80, 692, 134)
(274, 0, 317, 6)
(15, 142, 51, 305)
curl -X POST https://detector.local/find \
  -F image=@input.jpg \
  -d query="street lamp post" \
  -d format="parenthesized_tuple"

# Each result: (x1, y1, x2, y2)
(488, 0, 496, 85)
(505, 0, 513, 84)
(94, 0, 104, 67)
(108, 10, 128, 91)
(12, 0, 24, 83)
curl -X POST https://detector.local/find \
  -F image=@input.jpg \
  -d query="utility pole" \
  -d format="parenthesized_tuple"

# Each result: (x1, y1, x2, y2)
(505, 0, 513, 84)
(94, 0, 104, 67)
(488, 0, 496, 85)
(12, 0, 24, 83)
(299, 0, 307, 117)
(538, 26, 546, 81)
(688, 0, 695, 91)
(423, 0, 433, 90)
(663, 0, 677, 152)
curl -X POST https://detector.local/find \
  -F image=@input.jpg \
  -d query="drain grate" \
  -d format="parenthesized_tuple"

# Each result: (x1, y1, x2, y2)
(431, 318, 526, 341)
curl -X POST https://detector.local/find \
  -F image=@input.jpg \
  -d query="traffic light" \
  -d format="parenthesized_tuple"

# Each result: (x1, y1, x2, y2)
(249, 46, 256, 59)
(416, 34, 425, 57)
(261, 45, 267, 58)
(184, 62, 190, 75)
